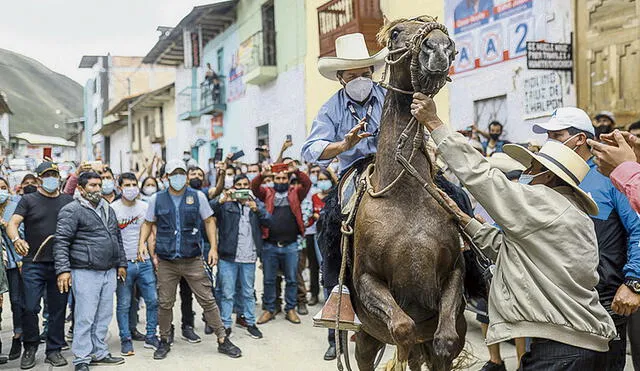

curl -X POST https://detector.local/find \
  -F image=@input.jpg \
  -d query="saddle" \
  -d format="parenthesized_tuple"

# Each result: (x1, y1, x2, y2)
(338, 156, 375, 218)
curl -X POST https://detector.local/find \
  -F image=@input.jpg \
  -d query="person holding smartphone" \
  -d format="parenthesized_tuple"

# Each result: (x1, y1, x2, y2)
(210, 174, 271, 339)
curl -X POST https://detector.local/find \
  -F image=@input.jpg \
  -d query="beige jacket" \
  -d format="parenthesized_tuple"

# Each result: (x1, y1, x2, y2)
(432, 125, 616, 352)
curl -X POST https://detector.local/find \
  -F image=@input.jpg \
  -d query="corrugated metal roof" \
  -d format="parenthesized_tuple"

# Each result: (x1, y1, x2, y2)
(142, 1, 238, 66)
(12, 132, 75, 147)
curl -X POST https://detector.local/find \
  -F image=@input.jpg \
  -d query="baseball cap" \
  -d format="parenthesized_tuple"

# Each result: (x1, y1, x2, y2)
(595, 111, 616, 124)
(532, 107, 595, 137)
(165, 159, 187, 175)
(36, 162, 59, 177)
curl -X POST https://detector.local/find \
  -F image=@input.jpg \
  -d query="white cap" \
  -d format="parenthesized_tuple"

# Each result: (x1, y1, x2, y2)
(595, 111, 616, 124)
(532, 107, 595, 137)
(165, 159, 186, 175)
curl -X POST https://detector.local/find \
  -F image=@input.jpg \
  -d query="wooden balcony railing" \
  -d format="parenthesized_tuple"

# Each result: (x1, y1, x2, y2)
(317, 0, 383, 57)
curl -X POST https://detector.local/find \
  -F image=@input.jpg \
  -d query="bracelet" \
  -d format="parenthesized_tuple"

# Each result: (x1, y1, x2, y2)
(11, 236, 20, 243)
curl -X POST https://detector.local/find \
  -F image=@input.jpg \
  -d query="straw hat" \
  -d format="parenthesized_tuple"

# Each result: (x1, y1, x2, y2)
(487, 153, 526, 173)
(318, 33, 388, 81)
(503, 141, 598, 215)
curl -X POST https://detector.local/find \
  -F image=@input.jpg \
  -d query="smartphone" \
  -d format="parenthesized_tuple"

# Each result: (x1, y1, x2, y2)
(286, 134, 292, 142)
(229, 150, 245, 161)
(214, 148, 223, 162)
(271, 163, 288, 173)
(232, 189, 253, 200)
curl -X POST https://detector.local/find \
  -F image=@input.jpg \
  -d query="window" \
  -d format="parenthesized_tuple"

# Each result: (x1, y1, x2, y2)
(474, 95, 508, 131)
(261, 0, 277, 66)
(217, 48, 224, 75)
(143, 116, 149, 137)
(317, 0, 383, 57)
(256, 124, 270, 163)
(104, 136, 111, 164)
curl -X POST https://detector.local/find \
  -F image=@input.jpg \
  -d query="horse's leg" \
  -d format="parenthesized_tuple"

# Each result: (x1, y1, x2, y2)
(355, 331, 384, 371)
(432, 264, 466, 370)
(407, 344, 424, 371)
(356, 272, 416, 362)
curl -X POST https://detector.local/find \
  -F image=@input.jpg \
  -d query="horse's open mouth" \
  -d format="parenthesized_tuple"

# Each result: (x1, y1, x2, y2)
(416, 70, 449, 96)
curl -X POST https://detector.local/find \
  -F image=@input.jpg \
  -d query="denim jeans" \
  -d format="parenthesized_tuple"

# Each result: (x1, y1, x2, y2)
(7, 268, 24, 335)
(262, 242, 299, 312)
(72, 268, 117, 366)
(519, 339, 606, 371)
(116, 260, 158, 341)
(21, 262, 68, 354)
(217, 259, 256, 328)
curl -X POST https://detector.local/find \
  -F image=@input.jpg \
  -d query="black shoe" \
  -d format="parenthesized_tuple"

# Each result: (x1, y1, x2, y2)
(0, 355, 6, 365)
(218, 337, 241, 358)
(235, 315, 249, 329)
(130, 328, 146, 342)
(479, 361, 506, 371)
(9, 337, 21, 360)
(204, 325, 214, 335)
(153, 340, 171, 360)
(91, 354, 125, 366)
(308, 295, 319, 306)
(324, 345, 337, 361)
(168, 325, 175, 345)
(20, 346, 37, 369)
(247, 325, 263, 339)
(45, 351, 68, 367)
(181, 325, 201, 343)
(225, 328, 232, 338)
(75, 364, 90, 371)
(297, 303, 309, 315)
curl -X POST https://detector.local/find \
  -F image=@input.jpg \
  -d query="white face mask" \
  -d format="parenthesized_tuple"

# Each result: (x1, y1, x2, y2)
(142, 185, 157, 196)
(547, 133, 581, 151)
(224, 176, 234, 189)
(344, 77, 373, 102)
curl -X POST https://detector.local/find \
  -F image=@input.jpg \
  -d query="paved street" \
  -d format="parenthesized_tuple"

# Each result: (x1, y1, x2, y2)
(0, 268, 633, 371)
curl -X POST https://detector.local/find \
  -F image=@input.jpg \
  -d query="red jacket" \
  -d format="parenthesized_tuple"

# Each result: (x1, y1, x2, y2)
(251, 170, 311, 240)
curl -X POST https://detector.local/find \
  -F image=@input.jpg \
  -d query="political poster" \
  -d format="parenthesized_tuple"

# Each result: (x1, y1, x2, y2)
(445, 0, 535, 74)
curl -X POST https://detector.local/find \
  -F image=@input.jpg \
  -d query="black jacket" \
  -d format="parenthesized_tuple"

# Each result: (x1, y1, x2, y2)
(210, 197, 271, 262)
(54, 198, 127, 275)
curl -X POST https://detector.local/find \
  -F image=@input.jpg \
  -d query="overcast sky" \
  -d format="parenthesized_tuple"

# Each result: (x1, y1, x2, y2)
(0, 0, 217, 85)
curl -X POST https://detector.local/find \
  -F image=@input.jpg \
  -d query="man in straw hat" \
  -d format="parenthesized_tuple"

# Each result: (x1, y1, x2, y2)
(302, 33, 387, 176)
(532, 107, 640, 370)
(411, 94, 616, 370)
(301, 32, 387, 361)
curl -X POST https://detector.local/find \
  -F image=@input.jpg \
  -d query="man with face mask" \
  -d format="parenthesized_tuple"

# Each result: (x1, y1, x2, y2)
(302, 33, 388, 176)
(532, 107, 640, 370)
(99, 167, 117, 204)
(413, 95, 616, 370)
(20, 174, 38, 195)
(475, 121, 509, 157)
(211, 174, 270, 339)
(53, 172, 127, 371)
(137, 160, 241, 360)
(7, 162, 74, 369)
(594, 111, 617, 140)
(250, 163, 311, 325)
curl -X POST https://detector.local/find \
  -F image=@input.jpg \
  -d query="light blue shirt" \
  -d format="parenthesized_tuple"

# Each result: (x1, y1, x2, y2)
(301, 84, 386, 173)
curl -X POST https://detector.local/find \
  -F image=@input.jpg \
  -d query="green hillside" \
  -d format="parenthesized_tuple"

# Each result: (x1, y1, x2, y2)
(0, 48, 82, 136)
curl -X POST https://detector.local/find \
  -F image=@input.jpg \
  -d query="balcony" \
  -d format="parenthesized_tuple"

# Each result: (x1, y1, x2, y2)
(178, 80, 226, 120)
(317, 0, 383, 57)
(241, 30, 278, 85)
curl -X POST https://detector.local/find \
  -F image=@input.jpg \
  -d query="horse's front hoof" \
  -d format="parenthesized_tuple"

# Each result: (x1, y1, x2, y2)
(389, 315, 417, 353)
(432, 333, 459, 359)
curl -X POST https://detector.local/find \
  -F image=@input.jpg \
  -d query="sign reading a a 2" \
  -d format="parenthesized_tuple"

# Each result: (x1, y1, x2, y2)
(509, 18, 535, 59)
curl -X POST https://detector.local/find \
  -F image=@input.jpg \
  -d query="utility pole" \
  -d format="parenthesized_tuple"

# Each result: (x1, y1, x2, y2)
(127, 77, 133, 171)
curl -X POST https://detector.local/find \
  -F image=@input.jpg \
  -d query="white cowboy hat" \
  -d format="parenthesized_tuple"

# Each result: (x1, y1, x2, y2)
(318, 33, 389, 81)
(487, 153, 526, 173)
(503, 141, 599, 216)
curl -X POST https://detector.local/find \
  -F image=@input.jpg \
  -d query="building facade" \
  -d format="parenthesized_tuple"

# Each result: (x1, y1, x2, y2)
(444, 0, 575, 144)
(575, 0, 640, 127)
(0, 91, 11, 154)
(79, 55, 175, 167)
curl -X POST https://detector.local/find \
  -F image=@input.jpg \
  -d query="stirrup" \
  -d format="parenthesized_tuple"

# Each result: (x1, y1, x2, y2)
(312, 286, 361, 332)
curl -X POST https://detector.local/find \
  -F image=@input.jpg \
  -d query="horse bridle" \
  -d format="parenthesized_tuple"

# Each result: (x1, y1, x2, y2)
(378, 17, 452, 96)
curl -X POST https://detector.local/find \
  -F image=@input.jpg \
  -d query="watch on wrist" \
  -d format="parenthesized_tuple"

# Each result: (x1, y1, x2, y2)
(625, 278, 640, 294)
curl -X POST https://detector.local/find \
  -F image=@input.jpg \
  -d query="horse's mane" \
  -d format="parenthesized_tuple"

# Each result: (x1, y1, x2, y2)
(377, 15, 439, 46)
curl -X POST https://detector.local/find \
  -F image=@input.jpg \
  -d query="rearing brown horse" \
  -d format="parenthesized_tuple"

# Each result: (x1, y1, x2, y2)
(351, 16, 465, 371)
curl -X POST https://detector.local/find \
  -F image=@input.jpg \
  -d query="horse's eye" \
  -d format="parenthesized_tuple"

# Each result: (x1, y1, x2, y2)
(391, 30, 400, 41)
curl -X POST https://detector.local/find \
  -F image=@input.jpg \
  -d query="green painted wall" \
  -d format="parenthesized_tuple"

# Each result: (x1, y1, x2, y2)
(236, 0, 306, 73)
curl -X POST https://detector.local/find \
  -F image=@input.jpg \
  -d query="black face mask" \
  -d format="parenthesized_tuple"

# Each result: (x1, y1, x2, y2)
(23, 185, 37, 194)
(595, 125, 613, 138)
(489, 133, 501, 141)
(273, 183, 289, 193)
(189, 178, 203, 190)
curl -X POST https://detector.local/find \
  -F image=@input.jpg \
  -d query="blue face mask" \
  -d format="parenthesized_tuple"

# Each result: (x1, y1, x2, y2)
(41, 177, 60, 193)
(310, 174, 318, 185)
(317, 179, 332, 191)
(169, 174, 187, 191)
(246, 173, 258, 182)
(518, 170, 549, 185)
(102, 179, 115, 194)
(0, 189, 9, 203)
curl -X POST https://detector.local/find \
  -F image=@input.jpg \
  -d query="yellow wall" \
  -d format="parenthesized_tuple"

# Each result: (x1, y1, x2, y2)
(304, 0, 449, 132)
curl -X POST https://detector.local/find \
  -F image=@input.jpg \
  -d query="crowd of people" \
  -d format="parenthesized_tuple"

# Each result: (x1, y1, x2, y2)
(0, 30, 638, 371)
